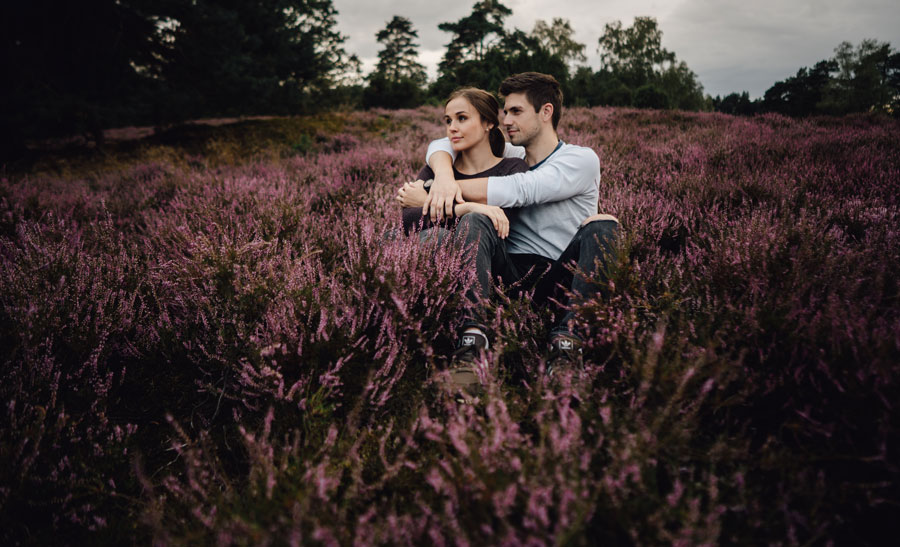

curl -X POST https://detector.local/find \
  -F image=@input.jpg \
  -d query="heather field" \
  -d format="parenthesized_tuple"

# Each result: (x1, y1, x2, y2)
(2, 107, 899, 545)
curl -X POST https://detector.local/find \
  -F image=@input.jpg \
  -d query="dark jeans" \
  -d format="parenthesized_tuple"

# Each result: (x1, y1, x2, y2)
(421, 213, 619, 332)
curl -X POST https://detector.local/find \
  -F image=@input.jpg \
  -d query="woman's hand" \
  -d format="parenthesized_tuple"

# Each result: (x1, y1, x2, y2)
(396, 179, 428, 208)
(457, 202, 509, 239)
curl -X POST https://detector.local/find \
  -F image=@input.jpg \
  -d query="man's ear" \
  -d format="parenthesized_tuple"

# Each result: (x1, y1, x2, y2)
(541, 103, 554, 123)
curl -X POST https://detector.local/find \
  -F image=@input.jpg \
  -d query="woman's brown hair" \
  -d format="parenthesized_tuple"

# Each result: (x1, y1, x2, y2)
(446, 87, 505, 157)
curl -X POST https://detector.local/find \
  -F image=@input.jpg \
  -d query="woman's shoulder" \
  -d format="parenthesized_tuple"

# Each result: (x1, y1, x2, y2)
(494, 157, 529, 175)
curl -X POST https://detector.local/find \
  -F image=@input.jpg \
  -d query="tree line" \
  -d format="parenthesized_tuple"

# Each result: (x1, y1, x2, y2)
(713, 40, 900, 117)
(3, 0, 898, 158)
(363, 5, 707, 112)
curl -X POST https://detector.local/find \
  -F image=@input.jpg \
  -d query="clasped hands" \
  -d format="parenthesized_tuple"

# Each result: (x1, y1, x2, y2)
(395, 177, 509, 239)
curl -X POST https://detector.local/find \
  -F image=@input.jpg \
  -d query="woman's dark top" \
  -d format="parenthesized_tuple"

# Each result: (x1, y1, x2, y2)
(401, 157, 529, 235)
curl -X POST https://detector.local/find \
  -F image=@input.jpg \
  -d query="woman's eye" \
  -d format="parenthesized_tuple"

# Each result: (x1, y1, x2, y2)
(458, 116, 467, 122)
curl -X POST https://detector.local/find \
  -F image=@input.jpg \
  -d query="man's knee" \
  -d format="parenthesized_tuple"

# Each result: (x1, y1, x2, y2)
(578, 218, 619, 242)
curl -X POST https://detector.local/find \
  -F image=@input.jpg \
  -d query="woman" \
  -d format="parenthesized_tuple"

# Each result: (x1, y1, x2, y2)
(396, 87, 527, 238)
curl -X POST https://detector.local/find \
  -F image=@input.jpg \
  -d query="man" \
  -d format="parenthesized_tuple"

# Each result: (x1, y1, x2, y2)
(415, 72, 619, 386)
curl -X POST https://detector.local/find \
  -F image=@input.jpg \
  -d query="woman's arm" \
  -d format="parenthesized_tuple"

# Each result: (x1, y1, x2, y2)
(454, 202, 509, 239)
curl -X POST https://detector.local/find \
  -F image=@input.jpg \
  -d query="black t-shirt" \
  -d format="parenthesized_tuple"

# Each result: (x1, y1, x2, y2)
(402, 157, 528, 235)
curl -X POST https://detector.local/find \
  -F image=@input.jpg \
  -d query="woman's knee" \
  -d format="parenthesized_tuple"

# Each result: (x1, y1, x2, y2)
(458, 212, 495, 235)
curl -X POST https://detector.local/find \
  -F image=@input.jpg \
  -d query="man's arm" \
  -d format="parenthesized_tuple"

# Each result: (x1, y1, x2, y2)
(422, 138, 524, 220)
(486, 148, 599, 208)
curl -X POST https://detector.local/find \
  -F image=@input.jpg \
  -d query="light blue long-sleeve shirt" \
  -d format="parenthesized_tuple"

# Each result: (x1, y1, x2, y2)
(426, 138, 600, 260)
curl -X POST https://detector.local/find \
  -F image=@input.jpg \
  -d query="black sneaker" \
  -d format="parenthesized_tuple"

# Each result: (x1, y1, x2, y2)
(546, 330, 583, 378)
(448, 330, 489, 397)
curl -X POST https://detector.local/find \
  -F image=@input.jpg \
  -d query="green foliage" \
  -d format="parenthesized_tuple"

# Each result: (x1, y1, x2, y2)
(364, 75, 425, 109)
(713, 92, 758, 116)
(634, 84, 670, 110)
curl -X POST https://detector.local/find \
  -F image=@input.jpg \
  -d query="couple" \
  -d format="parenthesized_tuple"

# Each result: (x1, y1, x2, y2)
(396, 72, 619, 392)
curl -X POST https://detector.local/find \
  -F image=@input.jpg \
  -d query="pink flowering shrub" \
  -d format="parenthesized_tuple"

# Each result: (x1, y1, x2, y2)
(1, 106, 898, 544)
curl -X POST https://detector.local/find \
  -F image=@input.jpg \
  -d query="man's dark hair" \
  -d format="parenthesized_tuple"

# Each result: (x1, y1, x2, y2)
(499, 72, 564, 130)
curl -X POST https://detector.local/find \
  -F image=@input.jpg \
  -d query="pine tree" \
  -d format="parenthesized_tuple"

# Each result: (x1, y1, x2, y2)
(373, 16, 426, 86)
(364, 16, 426, 108)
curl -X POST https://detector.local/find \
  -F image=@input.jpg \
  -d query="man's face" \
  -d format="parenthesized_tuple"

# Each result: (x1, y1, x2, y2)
(502, 92, 542, 147)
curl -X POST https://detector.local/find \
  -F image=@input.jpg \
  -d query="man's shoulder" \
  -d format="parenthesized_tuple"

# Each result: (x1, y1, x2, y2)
(552, 143, 600, 170)
(558, 142, 598, 158)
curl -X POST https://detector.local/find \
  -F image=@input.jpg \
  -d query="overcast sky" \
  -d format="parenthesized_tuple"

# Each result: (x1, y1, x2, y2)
(331, 0, 900, 98)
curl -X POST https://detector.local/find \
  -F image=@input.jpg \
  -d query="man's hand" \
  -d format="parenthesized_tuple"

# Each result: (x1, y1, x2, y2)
(581, 213, 619, 226)
(423, 151, 463, 222)
(396, 179, 428, 208)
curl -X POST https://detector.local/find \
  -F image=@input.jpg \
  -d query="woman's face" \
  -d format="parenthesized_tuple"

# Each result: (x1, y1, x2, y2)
(443, 96, 492, 153)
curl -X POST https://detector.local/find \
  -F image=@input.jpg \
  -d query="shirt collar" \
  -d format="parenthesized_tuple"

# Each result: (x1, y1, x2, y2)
(529, 140, 564, 171)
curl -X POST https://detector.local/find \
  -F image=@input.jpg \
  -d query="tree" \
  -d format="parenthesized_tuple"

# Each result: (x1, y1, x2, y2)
(431, 1, 576, 100)
(437, 0, 512, 75)
(364, 16, 426, 109)
(373, 16, 427, 85)
(657, 60, 706, 110)
(598, 16, 675, 88)
(714, 91, 758, 116)
(531, 18, 586, 65)
(1, 0, 355, 157)
(143, 0, 353, 120)
(596, 17, 705, 110)
(762, 60, 836, 116)
(821, 39, 899, 114)
(1, 0, 158, 152)
(758, 39, 900, 117)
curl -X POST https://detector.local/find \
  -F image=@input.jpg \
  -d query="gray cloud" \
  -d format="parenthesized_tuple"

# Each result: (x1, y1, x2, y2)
(332, 0, 900, 98)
